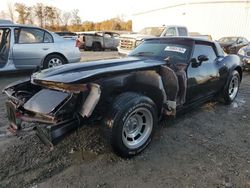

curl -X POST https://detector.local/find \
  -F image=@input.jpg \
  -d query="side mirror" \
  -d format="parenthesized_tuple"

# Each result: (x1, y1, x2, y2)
(198, 55, 209, 62)
(190, 58, 200, 68)
(191, 55, 209, 68)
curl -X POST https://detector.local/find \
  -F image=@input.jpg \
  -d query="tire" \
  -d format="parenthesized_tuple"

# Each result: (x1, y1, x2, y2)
(92, 42, 102, 51)
(43, 54, 66, 69)
(222, 70, 240, 104)
(107, 92, 158, 158)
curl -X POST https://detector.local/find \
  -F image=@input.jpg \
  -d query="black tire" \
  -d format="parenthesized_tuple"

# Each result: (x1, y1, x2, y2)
(222, 70, 240, 104)
(43, 54, 66, 69)
(106, 92, 158, 158)
(92, 42, 102, 51)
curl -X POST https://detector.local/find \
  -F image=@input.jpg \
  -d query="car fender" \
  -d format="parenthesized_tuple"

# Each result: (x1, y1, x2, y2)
(223, 54, 242, 89)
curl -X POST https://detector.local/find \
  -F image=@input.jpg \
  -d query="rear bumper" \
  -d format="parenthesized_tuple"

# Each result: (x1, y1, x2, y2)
(68, 57, 81, 63)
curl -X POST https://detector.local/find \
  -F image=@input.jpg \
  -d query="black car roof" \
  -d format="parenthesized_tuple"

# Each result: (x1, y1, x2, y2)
(144, 36, 214, 44)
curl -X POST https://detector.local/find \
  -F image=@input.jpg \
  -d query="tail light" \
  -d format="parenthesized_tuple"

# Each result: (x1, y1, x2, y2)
(76, 39, 81, 48)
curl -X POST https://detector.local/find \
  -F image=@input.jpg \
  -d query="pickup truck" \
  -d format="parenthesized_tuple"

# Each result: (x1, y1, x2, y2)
(84, 31, 120, 51)
(118, 25, 188, 55)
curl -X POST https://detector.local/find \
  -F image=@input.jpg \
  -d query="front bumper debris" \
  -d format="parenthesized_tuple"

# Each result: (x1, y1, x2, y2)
(36, 118, 81, 147)
(4, 79, 102, 147)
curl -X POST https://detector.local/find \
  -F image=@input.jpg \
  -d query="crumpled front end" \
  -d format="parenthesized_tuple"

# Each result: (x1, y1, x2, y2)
(3, 78, 101, 146)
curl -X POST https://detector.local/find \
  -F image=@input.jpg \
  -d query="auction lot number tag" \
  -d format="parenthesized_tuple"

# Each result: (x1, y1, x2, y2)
(164, 46, 187, 53)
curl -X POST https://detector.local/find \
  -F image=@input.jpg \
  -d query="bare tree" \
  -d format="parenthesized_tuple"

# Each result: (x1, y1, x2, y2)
(54, 8, 62, 29)
(34, 3, 45, 27)
(15, 3, 28, 24)
(0, 11, 8, 20)
(26, 7, 34, 25)
(71, 9, 81, 25)
(7, 2, 15, 22)
(62, 11, 71, 27)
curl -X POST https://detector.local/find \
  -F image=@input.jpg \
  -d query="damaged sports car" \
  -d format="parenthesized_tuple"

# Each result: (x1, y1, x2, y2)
(3, 37, 242, 157)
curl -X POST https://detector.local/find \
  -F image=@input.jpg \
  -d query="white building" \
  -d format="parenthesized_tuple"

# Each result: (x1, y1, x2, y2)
(132, 0, 250, 40)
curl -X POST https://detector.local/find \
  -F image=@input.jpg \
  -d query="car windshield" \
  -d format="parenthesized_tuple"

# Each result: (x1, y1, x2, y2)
(129, 40, 193, 62)
(139, 27, 165, 36)
(219, 37, 237, 43)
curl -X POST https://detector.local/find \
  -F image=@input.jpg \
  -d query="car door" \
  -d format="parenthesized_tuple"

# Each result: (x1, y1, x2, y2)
(0, 27, 11, 68)
(186, 42, 221, 103)
(12, 27, 54, 69)
(112, 33, 120, 49)
(103, 32, 113, 49)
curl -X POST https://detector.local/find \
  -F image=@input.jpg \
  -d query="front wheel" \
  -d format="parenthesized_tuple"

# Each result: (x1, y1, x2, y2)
(222, 70, 240, 104)
(107, 92, 158, 158)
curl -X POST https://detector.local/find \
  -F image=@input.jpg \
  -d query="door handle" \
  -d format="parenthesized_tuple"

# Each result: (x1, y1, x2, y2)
(42, 48, 49, 50)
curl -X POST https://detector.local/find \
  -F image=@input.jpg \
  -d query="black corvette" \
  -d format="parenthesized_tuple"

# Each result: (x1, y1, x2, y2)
(3, 37, 242, 157)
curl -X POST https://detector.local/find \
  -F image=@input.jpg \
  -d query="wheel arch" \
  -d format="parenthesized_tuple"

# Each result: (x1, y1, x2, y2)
(95, 71, 165, 118)
(128, 84, 164, 115)
(234, 66, 243, 81)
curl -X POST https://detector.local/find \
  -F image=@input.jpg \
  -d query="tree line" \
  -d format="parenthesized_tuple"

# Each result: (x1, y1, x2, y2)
(0, 2, 132, 32)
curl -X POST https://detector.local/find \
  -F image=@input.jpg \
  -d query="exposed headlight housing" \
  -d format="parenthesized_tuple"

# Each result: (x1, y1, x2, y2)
(32, 79, 88, 93)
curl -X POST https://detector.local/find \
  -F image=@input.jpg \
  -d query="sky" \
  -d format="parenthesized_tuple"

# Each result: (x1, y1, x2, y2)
(0, 0, 184, 22)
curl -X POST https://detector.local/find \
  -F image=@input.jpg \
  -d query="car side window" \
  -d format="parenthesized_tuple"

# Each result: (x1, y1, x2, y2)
(44, 32, 53, 43)
(165, 28, 176, 36)
(18, 28, 44, 44)
(192, 44, 217, 62)
(177, 27, 188, 36)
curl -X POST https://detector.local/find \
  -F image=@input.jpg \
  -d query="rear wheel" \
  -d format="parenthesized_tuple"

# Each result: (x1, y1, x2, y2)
(222, 70, 240, 104)
(107, 92, 157, 158)
(43, 54, 66, 69)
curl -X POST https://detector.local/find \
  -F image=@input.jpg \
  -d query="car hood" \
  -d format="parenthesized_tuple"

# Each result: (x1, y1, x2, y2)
(32, 57, 165, 84)
(120, 33, 155, 41)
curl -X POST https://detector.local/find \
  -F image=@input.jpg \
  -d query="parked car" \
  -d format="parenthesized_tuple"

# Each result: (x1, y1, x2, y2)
(3, 37, 242, 157)
(218, 36, 249, 54)
(118, 25, 188, 55)
(238, 44, 250, 70)
(83, 31, 120, 51)
(55, 31, 78, 40)
(0, 24, 81, 72)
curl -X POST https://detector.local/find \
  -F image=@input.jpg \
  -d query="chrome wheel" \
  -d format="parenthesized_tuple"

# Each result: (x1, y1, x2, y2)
(122, 107, 153, 149)
(48, 58, 62, 68)
(228, 75, 239, 100)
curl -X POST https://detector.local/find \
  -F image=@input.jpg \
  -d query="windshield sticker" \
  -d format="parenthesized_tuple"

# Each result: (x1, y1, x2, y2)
(164, 46, 187, 53)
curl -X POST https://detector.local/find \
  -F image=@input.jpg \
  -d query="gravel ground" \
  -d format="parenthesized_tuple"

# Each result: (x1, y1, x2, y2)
(0, 52, 249, 188)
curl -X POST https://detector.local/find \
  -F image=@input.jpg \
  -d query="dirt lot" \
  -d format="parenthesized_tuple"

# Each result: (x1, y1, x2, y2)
(0, 52, 250, 188)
